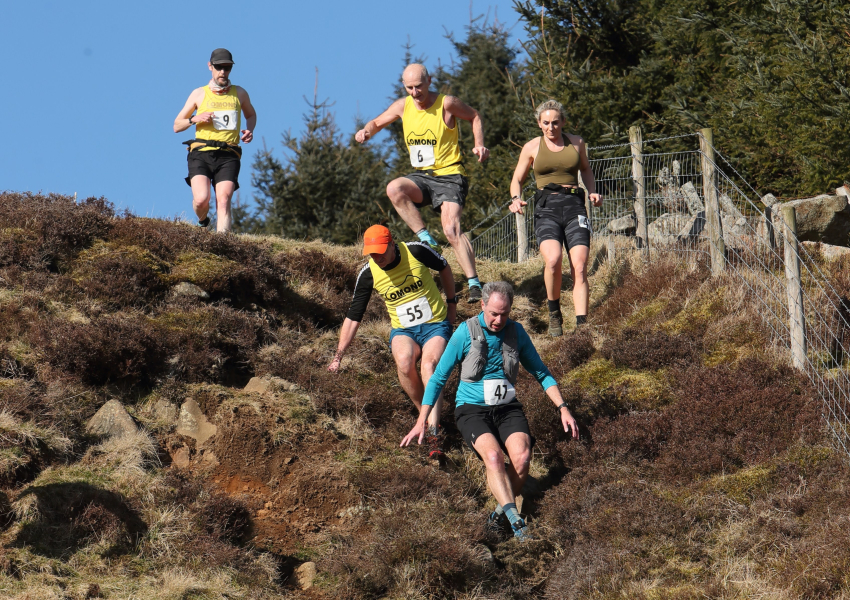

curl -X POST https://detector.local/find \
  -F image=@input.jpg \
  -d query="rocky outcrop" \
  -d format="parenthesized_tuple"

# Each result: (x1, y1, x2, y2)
(175, 398, 217, 447)
(608, 213, 636, 235)
(775, 195, 850, 245)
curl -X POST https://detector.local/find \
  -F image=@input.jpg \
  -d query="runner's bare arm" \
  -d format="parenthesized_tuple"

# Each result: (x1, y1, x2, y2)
(509, 139, 538, 214)
(173, 88, 209, 133)
(443, 95, 489, 162)
(576, 137, 602, 206)
(355, 98, 405, 143)
(328, 318, 361, 372)
(238, 87, 256, 143)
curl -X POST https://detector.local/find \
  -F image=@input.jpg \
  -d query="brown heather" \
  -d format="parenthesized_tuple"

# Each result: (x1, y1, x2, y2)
(0, 192, 848, 598)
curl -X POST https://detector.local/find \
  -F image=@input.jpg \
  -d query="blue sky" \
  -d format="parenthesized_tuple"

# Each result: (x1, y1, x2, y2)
(3, 1, 526, 220)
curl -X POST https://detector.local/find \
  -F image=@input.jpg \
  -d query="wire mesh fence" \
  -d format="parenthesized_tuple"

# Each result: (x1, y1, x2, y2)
(470, 132, 850, 459)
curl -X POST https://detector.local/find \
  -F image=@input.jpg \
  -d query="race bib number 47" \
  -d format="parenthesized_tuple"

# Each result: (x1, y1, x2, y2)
(395, 296, 433, 327)
(483, 378, 516, 406)
(212, 110, 238, 131)
(409, 144, 435, 168)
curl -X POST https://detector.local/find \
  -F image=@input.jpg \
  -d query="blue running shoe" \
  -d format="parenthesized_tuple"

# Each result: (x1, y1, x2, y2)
(511, 518, 533, 542)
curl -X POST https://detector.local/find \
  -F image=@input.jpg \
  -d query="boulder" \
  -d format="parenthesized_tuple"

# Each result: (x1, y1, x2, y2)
(648, 213, 693, 244)
(802, 241, 850, 261)
(86, 400, 137, 439)
(608, 213, 636, 235)
(775, 195, 850, 245)
(169, 282, 210, 301)
(153, 400, 177, 423)
(762, 193, 779, 207)
(243, 377, 272, 394)
(175, 398, 217, 447)
(295, 562, 317, 590)
(676, 211, 706, 240)
(718, 193, 746, 222)
(680, 182, 705, 216)
(721, 214, 751, 249)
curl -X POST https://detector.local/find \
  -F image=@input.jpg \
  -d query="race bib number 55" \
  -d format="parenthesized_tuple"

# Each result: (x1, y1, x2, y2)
(212, 110, 238, 131)
(483, 378, 516, 406)
(395, 296, 433, 327)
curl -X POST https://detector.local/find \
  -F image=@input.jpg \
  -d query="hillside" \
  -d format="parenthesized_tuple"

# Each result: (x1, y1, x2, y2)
(1, 192, 849, 599)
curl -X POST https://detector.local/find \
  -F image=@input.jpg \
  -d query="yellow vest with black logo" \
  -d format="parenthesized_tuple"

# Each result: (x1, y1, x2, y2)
(195, 86, 241, 151)
(370, 243, 447, 329)
(402, 94, 465, 176)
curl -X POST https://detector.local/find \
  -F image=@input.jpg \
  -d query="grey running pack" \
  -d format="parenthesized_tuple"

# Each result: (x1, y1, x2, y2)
(460, 316, 520, 385)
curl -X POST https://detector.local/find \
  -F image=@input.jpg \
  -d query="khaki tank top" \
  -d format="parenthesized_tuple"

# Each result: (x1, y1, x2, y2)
(533, 135, 580, 188)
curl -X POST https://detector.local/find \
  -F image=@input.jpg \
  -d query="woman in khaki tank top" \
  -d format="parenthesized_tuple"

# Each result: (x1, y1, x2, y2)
(508, 100, 602, 336)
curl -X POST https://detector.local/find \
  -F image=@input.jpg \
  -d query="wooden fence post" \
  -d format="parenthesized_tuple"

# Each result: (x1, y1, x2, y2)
(629, 126, 647, 253)
(516, 210, 528, 262)
(700, 128, 725, 274)
(781, 205, 808, 370)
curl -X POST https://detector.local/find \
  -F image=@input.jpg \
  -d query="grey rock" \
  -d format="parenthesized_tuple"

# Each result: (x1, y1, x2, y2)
(680, 182, 705, 216)
(175, 398, 217, 447)
(608, 213, 636, 234)
(153, 400, 177, 423)
(648, 213, 693, 244)
(86, 400, 137, 439)
(676, 211, 706, 240)
(170, 282, 210, 300)
(802, 241, 850, 261)
(719, 193, 746, 222)
(775, 195, 850, 245)
(295, 562, 317, 590)
(762, 193, 778, 207)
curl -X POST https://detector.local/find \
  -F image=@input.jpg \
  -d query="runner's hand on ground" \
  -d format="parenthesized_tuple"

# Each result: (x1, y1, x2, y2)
(472, 146, 490, 162)
(328, 352, 343, 373)
(561, 410, 579, 439)
(401, 422, 426, 447)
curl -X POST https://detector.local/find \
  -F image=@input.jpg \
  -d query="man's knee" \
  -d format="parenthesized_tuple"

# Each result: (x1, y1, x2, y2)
(387, 178, 413, 204)
(510, 447, 531, 474)
(394, 352, 418, 376)
(481, 447, 506, 471)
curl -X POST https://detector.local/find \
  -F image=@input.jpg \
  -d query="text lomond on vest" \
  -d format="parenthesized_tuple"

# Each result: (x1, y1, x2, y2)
(383, 278, 425, 301)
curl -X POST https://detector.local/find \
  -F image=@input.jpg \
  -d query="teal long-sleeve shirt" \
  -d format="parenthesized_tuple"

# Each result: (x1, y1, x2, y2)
(423, 313, 558, 407)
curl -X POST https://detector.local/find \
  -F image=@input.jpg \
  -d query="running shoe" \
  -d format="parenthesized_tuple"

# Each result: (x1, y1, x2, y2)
(486, 510, 505, 534)
(548, 309, 563, 337)
(468, 285, 482, 303)
(426, 425, 443, 459)
(198, 216, 211, 228)
(511, 518, 533, 542)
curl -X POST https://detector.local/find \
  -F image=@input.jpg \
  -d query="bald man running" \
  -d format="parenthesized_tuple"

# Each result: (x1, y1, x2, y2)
(355, 63, 488, 302)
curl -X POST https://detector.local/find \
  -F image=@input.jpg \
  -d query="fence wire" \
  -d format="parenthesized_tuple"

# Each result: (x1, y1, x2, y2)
(470, 133, 850, 459)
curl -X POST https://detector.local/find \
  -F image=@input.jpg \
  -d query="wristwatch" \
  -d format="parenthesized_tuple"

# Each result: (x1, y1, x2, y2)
(188, 115, 195, 124)
(556, 402, 569, 411)
(446, 297, 458, 304)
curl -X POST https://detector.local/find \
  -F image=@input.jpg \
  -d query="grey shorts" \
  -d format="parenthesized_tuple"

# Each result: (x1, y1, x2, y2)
(534, 195, 591, 251)
(404, 173, 469, 213)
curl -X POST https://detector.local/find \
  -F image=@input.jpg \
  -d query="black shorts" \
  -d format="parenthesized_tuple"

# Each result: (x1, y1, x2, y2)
(185, 149, 241, 190)
(534, 194, 591, 250)
(455, 400, 534, 459)
(404, 172, 468, 213)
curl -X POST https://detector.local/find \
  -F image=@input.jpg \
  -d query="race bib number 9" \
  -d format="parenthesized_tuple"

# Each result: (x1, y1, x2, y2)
(483, 378, 516, 406)
(212, 110, 238, 131)
(409, 145, 435, 168)
(395, 296, 433, 327)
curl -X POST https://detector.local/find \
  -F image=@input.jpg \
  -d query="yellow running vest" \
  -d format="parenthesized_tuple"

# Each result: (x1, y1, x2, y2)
(370, 243, 447, 329)
(402, 94, 465, 176)
(194, 86, 241, 151)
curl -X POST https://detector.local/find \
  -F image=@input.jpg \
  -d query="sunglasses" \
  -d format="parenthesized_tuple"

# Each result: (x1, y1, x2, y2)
(212, 64, 232, 72)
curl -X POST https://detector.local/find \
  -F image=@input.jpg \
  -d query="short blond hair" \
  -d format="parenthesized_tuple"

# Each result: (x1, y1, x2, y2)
(534, 99, 567, 123)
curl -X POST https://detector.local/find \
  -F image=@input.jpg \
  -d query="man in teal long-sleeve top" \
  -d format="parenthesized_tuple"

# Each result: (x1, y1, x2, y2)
(402, 281, 579, 541)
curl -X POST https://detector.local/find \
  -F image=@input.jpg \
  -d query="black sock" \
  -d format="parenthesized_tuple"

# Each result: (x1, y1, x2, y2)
(576, 314, 587, 325)
(548, 299, 561, 312)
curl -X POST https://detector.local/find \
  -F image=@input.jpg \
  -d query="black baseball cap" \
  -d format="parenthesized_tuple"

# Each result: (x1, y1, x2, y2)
(210, 48, 234, 65)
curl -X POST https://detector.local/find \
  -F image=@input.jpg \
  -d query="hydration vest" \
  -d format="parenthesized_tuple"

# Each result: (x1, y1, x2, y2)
(460, 316, 520, 385)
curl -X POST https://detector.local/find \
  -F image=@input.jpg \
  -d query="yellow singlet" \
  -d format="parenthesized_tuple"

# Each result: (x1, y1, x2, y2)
(370, 243, 447, 329)
(402, 94, 465, 176)
(194, 86, 241, 151)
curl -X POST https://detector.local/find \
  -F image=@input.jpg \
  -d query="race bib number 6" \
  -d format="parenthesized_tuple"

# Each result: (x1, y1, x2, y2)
(483, 378, 516, 406)
(395, 296, 433, 327)
(212, 110, 238, 131)
(409, 145, 435, 168)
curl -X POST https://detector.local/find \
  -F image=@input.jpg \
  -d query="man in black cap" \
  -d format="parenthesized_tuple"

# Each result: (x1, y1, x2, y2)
(174, 48, 257, 232)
